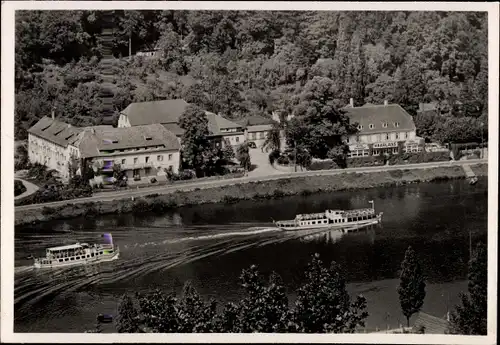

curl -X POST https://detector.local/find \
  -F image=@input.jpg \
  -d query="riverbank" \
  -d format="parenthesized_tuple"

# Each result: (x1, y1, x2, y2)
(14, 163, 487, 226)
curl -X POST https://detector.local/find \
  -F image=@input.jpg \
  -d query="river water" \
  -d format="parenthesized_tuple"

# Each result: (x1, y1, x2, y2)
(14, 178, 488, 333)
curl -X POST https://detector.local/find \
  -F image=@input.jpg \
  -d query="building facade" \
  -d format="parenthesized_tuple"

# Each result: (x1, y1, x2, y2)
(344, 102, 424, 158)
(119, 99, 245, 148)
(236, 115, 278, 149)
(27, 116, 84, 180)
(78, 124, 181, 180)
(28, 117, 181, 183)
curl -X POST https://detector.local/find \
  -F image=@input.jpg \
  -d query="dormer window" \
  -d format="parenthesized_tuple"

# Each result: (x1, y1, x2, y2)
(369, 124, 374, 129)
(394, 122, 400, 128)
(358, 125, 363, 130)
(145, 137, 152, 141)
(382, 122, 388, 128)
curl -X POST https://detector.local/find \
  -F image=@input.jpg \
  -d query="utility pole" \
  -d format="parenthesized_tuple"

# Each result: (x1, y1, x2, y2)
(480, 122, 484, 159)
(469, 229, 472, 262)
(294, 144, 297, 172)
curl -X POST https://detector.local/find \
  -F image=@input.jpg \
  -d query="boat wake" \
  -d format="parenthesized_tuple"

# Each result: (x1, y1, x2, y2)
(14, 225, 284, 310)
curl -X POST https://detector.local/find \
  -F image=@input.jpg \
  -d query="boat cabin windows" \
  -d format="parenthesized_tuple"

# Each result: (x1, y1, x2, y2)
(59, 259, 63, 262)
(70, 257, 75, 261)
(65, 258, 69, 261)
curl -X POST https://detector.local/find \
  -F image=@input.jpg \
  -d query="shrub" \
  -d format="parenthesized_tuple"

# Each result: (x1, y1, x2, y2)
(389, 169, 404, 179)
(268, 149, 281, 165)
(14, 180, 27, 196)
(276, 155, 290, 165)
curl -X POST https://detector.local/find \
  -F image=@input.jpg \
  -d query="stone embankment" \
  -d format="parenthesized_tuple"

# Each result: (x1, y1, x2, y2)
(14, 162, 488, 226)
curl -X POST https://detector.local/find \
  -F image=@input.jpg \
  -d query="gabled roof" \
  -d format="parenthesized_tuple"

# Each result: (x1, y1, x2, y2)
(28, 117, 83, 147)
(120, 99, 243, 137)
(413, 312, 449, 334)
(205, 112, 243, 136)
(78, 124, 180, 158)
(235, 115, 277, 128)
(247, 124, 273, 133)
(120, 99, 190, 126)
(344, 104, 416, 135)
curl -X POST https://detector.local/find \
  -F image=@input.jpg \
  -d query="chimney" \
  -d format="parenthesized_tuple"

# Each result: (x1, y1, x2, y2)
(51, 108, 55, 120)
(384, 100, 388, 106)
(350, 98, 354, 107)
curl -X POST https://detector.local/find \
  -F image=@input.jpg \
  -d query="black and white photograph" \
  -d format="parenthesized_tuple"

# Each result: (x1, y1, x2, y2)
(1, 1, 498, 343)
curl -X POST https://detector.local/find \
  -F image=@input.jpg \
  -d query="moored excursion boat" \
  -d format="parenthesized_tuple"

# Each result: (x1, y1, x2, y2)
(273, 201, 383, 231)
(33, 233, 119, 269)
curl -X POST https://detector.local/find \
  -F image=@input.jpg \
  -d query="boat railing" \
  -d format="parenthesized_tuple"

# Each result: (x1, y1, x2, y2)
(296, 213, 326, 221)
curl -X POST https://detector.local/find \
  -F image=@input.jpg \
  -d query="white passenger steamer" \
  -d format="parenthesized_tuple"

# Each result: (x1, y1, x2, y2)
(274, 201, 383, 231)
(33, 233, 119, 269)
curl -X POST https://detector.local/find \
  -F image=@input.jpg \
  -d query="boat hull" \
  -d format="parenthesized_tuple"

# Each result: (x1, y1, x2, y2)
(33, 248, 120, 269)
(276, 214, 382, 232)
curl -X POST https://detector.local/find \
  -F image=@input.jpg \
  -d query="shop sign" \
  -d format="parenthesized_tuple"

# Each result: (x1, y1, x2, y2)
(373, 142, 397, 149)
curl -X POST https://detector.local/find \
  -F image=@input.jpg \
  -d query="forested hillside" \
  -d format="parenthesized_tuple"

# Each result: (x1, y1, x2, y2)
(15, 10, 488, 144)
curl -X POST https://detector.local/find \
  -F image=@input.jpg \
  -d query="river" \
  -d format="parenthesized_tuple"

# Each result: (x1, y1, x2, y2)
(14, 178, 488, 333)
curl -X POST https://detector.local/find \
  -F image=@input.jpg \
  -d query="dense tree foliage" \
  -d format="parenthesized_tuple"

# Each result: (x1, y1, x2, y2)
(449, 242, 487, 335)
(15, 10, 488, 146)
(397, 246, 426, 327)
(179, 104, 224, 177)
(115, 254, 368, 333)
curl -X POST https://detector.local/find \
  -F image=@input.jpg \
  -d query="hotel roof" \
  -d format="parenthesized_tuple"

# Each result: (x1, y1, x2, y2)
(78, 124, 180, 157)
(28, 117, 83, 147)
(344, 104, 416, 135)
(120, 99, 243, 136)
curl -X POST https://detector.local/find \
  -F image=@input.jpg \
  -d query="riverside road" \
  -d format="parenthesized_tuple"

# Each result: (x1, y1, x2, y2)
(15, 158, 486, 212)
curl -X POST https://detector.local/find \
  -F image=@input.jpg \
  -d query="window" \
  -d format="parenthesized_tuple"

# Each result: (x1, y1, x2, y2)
(385, 133, 390, 140)
(121, 159, 126, 165)
(145, 167, 151, 175)
(395, 133, 399, 140)
(251, 132, 257, 140)
(65, 258, 69, 261)
(59, 259, 63, 262)
(76, 256, 80, 260)
(169, 165, 173, 171)
(100, 252, 103, 255)
(168, 154, 172, 160)
(382, 122, 388, 128)
(236, 137, 240, 143)
(134, 157, 138, 164)
(70, 257, 75, 261)
(157, 155, 163, 161)
(369, 124, 374, 129)
(394, 122, 400, 128)
(405, 132, 409, 139)
(358, 125, 363, 130)
(259, 132, 265, 139)
(145, 156, 150, 163)
(346, 137, 349, 143)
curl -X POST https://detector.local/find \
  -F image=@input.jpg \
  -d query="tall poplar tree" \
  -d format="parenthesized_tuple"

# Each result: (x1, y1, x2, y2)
(397, 246, 426, 327)
(449, 242, 487, 335)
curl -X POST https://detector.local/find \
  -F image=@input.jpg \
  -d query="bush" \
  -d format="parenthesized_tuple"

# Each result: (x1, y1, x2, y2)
(268, 149, 281, 165)
(388, 151, 450, 165)
(276, 155, 290, 165)
(170, 169, 196, 181)
(347, 156, 385, 168)
(14, 180, 27, 196)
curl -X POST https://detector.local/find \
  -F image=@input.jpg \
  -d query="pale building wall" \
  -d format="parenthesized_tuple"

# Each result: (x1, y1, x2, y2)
(117, 114, 131, 128)
(92, 149, 181, 177)
(223, 132, 246, 147)
(246, 131, 269, 147)
(28, 133, 74, 180)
